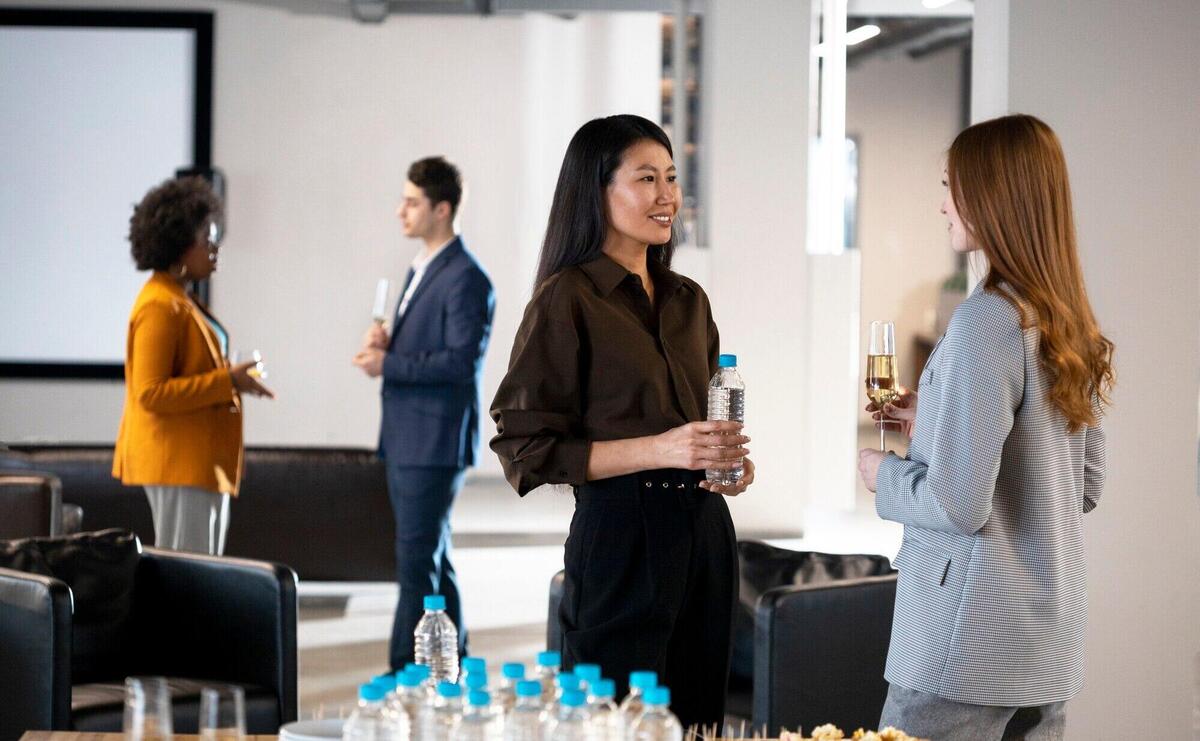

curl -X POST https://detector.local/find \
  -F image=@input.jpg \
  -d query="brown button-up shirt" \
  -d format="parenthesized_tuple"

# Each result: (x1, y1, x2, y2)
(490, 254, 719, 495)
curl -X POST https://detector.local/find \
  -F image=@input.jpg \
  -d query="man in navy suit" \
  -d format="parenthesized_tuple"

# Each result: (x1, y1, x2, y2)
(353, 156, 494, 669)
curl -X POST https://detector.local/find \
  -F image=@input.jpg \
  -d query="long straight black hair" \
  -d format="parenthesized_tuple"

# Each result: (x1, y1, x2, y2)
(534, 114, 677, 287)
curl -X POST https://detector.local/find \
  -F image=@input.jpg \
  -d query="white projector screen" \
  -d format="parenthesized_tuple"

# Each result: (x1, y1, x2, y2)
(0, 11, 210, 377)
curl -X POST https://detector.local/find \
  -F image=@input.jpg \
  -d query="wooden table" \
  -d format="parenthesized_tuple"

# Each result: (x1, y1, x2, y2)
(22, 729, 276, 733)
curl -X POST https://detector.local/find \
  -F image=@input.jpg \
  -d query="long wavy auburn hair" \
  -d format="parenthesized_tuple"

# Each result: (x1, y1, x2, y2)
(948, 114, 1114, 432)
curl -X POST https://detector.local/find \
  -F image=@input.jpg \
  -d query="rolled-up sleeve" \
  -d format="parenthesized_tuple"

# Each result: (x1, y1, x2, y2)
(490, 282, 589, 495)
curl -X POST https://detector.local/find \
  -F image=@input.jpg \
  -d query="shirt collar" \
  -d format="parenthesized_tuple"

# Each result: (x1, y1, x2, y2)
(411, 235, 458, 272)
(579, 252, 683, 297)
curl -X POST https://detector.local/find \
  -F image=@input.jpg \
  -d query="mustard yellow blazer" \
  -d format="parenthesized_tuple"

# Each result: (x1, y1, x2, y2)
(112, 272, 243, 495)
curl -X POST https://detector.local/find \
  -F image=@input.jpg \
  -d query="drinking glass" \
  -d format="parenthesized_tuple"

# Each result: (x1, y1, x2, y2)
(865, 320, 899, 451)
(199, 685, 246, 741)
(231, 349, 267, 380)
(373, 277, 392, 325)
(124, 676, 173, 741)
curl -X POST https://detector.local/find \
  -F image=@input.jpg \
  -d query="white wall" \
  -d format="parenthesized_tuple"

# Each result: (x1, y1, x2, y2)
(990, 0, 1200, 735)
(0, 3, 662, 484)
(849, 47, 962, 413)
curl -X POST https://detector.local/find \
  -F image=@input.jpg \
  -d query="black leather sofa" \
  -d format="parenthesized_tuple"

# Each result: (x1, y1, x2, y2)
(0, 445, 393, 581)
(547, 540, 897, 735)
(0, 529, 298, 740)
(0, 471, 83, 539)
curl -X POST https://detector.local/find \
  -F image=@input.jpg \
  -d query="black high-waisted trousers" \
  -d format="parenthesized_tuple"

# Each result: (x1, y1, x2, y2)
(558, 468, 738, 731)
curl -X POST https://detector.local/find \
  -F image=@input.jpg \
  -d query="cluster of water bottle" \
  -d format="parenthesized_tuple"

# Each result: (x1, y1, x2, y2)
(343, 595, 683, 741)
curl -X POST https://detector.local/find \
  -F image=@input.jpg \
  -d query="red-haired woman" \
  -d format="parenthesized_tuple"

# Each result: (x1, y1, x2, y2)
(857, 114, 1114, 739)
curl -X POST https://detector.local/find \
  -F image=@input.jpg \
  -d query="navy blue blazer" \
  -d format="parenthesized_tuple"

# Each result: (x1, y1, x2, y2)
(379, 237, 495, 469)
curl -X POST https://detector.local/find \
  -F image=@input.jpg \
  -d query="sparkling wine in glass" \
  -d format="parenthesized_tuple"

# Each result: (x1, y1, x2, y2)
(866, 320, 899, 451)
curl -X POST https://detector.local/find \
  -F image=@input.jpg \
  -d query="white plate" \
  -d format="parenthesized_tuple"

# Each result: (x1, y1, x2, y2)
(279, 718, 345, 741)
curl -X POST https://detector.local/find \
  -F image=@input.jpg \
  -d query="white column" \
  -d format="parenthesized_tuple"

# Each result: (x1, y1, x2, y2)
(705, 0, 812, 535)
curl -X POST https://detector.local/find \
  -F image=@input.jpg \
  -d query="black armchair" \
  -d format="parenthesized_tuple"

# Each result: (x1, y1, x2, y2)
(0, 530, 298, 741)
(545, 540, 896, 735)
(0, 471, 62, 539)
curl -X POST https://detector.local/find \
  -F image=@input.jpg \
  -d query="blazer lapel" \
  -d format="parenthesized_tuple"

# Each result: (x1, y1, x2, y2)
(392, 238, 462, 336)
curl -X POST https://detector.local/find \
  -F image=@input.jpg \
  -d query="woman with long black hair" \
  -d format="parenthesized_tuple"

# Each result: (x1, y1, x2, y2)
(490, 114, 754, 728)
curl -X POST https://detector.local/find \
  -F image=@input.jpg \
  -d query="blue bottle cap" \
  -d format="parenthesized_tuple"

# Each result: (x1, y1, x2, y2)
(645, 687, 670, 706)
(360, 683, 386, 702)
(591, 679, 615, 698)
(536, 651, 561, 667)
(556, 672, 580, 691)
(718, 354, 737, 368)
(371, 673, 397, 691)
(465, 672, 488, 690)
(468, 690, 491, 707)
(406, 663, 431, 680)
(573, 664, 601, 683)
(516, 680, 542, 697)
(397, 670, 423, 688)
(423, 594, 447, 611)
(463, 657, 486, 673)
(502, 663, 526, 680)
(560, 689, 586, 708)
(629, 671, 658, 690)
(437, 681, 462, 698)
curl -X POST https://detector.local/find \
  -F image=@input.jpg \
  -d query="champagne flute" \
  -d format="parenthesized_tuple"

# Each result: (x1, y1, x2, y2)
(372, 278, 392, 326)
(231, 350, 267, 380)
(866, 320, 899, 451)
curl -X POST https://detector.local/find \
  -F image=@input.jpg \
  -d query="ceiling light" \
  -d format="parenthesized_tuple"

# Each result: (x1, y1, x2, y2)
(814, 23, 881, 55)
(922, 0, 958, 8)
(845, 24, 881, 45)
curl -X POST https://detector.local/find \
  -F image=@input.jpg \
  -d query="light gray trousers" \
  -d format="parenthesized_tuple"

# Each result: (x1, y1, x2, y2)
(143, 486, 230, 555)
(880, 684, 1067, 741)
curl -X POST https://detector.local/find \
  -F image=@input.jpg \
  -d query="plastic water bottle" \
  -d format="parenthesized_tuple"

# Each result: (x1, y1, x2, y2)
(496, 663, 525, 713)
(503, 680, 545, 741)
(573, 664, 601, 693)
(415, 595, 460, 684)
(549, 673, 580, 718)
(344, 682, 405, 741)
(463, 657, 487, 680)
(546, 689, 589, 741)
(394, 669, 429, 733)
(423, 681, 465, 741)
(586, 679, 622, 741)
(618, 671, 657, 735)
(629, 688, 681, 741)
(451, 690, 500, 741)
(535, 652, 560, 706)
(465, 672, 489, 694)
(706, 354, 745, 486)
(407, 663, 435, 692)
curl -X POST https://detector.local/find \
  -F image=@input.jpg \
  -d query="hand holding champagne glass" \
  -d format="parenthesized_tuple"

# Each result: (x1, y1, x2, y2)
(866, 320, 899, 450)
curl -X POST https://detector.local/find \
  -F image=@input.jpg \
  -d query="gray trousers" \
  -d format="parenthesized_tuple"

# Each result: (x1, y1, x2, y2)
(881, 684, 1067, 741)
(143, 486, 230, 555)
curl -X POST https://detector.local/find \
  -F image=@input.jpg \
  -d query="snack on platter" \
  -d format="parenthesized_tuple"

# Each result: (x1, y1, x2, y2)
(778, 724, 928, 741)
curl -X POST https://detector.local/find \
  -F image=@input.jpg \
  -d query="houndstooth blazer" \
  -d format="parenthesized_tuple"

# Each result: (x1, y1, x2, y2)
(876, 284, 1106, 707)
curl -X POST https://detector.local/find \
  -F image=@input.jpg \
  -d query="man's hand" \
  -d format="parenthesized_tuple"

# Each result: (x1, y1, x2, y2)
(363, 323, 389, 350)
(352, 348, 385, 378)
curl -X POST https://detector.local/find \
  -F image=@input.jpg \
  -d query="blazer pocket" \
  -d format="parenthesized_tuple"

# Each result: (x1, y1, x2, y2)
(895, 540, 952, 586)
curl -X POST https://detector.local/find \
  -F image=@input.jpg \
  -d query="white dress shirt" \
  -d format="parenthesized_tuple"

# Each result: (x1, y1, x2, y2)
(398, 236, 456, 318)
